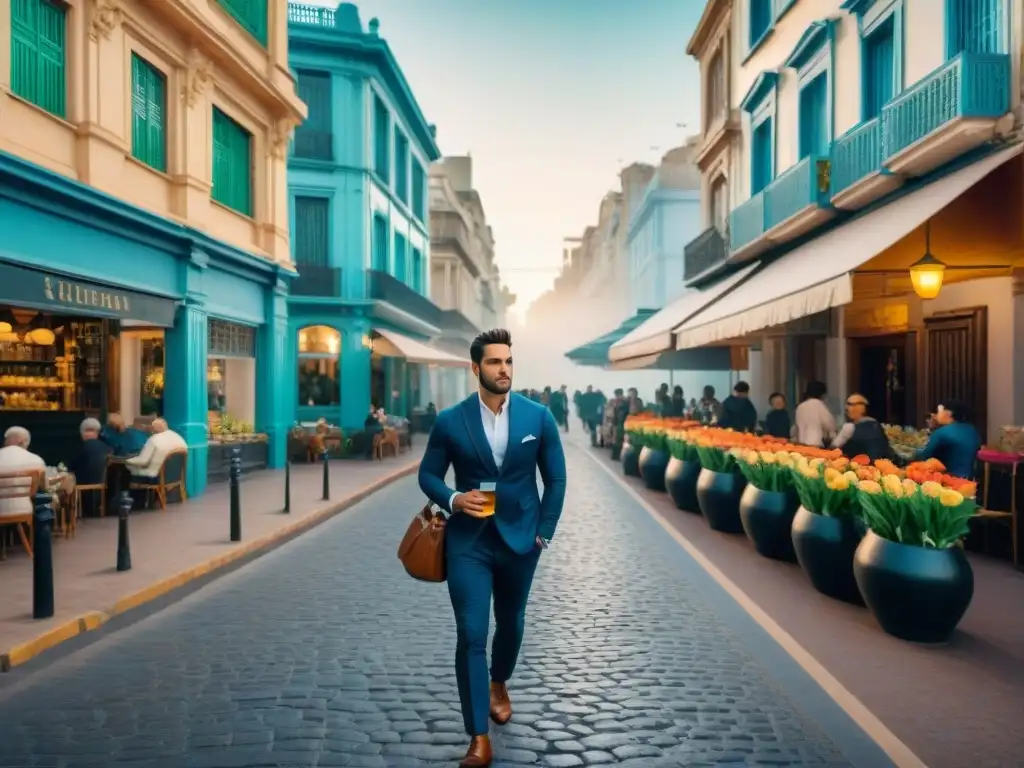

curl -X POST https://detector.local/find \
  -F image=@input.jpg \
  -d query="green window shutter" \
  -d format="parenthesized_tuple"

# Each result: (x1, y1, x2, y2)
(216, 0, 268, 46)
(411, 162, 425, 221)
(394, 130, 408, 203)
(373, 96, 390, 179)
(411, 248, 423, 292)
(372, 215, 389, 271)
(212, 108, 253, 216)
(131, 54, 166, 172)
(294, 197, 330, 266)
(11, 0, 67, 118)
(394, 233, 407, 281)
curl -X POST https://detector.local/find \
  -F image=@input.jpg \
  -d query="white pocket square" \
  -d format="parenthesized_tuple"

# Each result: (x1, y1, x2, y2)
(521, 434, 537, 443)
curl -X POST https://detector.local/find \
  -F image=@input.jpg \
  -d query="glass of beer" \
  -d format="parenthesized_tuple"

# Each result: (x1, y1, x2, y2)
(478, 482, 497, 517)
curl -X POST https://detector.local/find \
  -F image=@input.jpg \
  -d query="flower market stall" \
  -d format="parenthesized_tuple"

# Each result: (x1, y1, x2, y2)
(620, 414, 980, 643)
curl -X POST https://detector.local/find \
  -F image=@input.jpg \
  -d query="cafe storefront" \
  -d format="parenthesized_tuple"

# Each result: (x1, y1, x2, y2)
(0, 151, 293, 497)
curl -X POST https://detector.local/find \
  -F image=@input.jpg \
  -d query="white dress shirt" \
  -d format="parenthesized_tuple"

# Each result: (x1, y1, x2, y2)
(0, 445, 46, 517)
(795, 398, 838, 448)
(126, 429, 187, 477)
(449, 395, 509, 512)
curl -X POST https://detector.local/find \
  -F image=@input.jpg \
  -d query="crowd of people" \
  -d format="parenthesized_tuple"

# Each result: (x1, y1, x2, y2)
(527, 378, 982, 482)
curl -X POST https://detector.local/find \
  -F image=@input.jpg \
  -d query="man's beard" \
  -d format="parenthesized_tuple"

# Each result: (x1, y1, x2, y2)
(480, 371, 512, 395)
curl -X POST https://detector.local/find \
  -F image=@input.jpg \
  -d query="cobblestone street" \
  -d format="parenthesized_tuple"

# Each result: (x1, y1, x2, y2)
(0, 441, 882, 768)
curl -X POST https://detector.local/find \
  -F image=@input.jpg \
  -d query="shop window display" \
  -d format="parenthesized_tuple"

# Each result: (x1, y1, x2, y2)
(298, 325, 341, 406)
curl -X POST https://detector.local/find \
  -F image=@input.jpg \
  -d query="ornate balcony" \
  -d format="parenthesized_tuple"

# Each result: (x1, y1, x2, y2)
(683, 227, 729, 284)
(291, 266, 342, 297)
(882, 52, 1012, 177)
(830, 118, 903, 210)
(728, 192, 768, 259)
(763, 155, 834, 240)
(367, 270, 443, 329)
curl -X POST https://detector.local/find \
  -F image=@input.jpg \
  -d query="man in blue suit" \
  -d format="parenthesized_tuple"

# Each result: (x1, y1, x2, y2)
(419, 328, 567, 768)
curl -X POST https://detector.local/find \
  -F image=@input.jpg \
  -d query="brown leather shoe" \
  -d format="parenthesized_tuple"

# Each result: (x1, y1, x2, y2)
(459, 735, 492, 767)
(489, 681, 512, 725)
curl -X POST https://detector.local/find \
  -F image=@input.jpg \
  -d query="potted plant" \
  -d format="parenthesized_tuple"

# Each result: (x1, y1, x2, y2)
(637, 425, 670, 491)
(694, 439, 747, 533)
(790, 457, 869, 604)
(621, 428, 643, 478)
(664, 431, 702, 514)
(736, 449, 800, 561)
(853, 462, 978, 644)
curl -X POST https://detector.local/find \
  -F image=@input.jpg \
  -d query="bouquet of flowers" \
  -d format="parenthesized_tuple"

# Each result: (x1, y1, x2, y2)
(735, 449, 797, 492)
(791, 458, 861, 518)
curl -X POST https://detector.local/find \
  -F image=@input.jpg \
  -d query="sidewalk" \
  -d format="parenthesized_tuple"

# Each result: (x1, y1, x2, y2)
(0, 445, 424, 671)
(585, 438, 1024, 768)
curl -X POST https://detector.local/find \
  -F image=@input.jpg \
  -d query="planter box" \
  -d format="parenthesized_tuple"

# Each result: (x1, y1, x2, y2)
(208, 440, 268, 483)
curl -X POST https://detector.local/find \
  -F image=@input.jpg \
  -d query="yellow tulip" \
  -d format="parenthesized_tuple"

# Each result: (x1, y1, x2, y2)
(857, 480, 882, 494)
(809, 457, 825, 468)
(920, 481, 943, 498)
(759, 451, 778, 464)
(902, 479, 918, 496)
(881, 474, 904, 497)
(826, 474, 850, 491)
(843, 471, 859, 485)
(823, 467, 842, 484)
(939, 488, 965, 507)
(744, 450, 759, 465)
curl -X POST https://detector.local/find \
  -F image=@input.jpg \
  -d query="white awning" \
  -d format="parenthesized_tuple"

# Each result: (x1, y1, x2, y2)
(609, 262, 759, 361)
(372, 328, 469, 367)
(607, 347, 734, 371)
(675, 143, 1022, 350)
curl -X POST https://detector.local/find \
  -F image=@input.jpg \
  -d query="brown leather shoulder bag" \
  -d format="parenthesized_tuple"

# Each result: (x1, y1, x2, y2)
(397, 504, 447, 582)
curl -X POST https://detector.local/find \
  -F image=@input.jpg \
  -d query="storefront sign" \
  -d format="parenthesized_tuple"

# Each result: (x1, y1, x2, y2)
(0, 261, 178, 327)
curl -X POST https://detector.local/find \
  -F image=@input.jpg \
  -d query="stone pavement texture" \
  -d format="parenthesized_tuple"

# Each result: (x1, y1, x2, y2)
(0, 446, 423, 664)
(0, 441, 870, 767)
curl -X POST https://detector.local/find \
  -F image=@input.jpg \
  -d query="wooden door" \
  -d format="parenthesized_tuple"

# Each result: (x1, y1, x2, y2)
(923, 307, 988, 440)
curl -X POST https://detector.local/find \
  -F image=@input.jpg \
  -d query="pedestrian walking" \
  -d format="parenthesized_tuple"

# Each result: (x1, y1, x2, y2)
(418, 328, 567, 767)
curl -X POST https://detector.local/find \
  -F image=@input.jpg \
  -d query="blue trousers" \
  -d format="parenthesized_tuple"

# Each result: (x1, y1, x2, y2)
(446, 520, 541, 735)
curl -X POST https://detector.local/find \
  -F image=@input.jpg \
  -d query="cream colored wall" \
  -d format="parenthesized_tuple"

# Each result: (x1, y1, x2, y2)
(731, 0, 951, 203)
(0, 0, 304, 264)
(922, 276, 1015, 438)
(224, 357, 256, 424)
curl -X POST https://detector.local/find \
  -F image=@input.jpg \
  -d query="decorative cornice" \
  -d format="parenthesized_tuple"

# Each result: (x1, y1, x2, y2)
(739, 71, 779, 113)
(182, 50, 213, 108)
(783, 20, 836, 72)
(686, 0, 732, 59)
(89, 0, 123, 42)
(270, 119, 296, 160)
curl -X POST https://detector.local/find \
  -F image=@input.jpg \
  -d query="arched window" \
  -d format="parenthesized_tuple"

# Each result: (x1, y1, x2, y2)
(297, 325, 341, 406)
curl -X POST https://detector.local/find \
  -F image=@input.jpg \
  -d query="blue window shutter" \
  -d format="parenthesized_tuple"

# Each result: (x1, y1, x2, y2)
(751, 120, 772, 194)
(372, 215, 389, 271)
(294, 71, 333, 160)
(394, 234, 407, 281)
(799, 74, 828, 158)
(294, 197, 330, 266)
(949, 0, 1005, 55)
(749, 0, 772, 46)
(411, 248, 423, 292)
(863, 19, 895, 120)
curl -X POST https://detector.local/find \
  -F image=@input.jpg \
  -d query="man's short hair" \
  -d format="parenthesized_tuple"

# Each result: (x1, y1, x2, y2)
(734, 381, 750, 394)
(80, 418, 102, 435)
(151, 418, 169, 434)
(470, 329, 512, 365)
(4, 426, 31, 447)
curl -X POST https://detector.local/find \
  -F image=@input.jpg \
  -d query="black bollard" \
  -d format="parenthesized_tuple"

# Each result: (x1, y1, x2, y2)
(283, 458, 291, 514)
(116, 490, 132, 572)
(32, 490, 55, 620)
(229, 447, 242, 542)
(321, 446, 330, 501)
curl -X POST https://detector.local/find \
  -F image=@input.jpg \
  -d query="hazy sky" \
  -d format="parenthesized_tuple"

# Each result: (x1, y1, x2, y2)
(307, 0, 705, 314)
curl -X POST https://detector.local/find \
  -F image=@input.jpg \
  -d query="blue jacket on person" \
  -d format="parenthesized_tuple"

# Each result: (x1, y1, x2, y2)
(916, 421, 982, 480)
(418, 392, 567, 556)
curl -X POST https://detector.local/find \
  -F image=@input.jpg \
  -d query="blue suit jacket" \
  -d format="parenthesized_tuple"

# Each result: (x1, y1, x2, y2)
(418, 392, 567, 556)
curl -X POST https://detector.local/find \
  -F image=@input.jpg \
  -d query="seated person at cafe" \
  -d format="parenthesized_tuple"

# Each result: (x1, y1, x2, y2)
(69, 418, 112, 487)
(125, 418, 187, 482)
(0, 426, 46, 517)
(101, 413, 148, 457)
(916, 399, 982, 480)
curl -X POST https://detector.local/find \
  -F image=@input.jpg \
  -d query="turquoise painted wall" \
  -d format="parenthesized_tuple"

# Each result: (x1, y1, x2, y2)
(0, 151, 293, 495)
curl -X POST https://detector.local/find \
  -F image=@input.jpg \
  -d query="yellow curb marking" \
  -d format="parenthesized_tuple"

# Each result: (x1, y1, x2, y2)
(583, 447, 929, 768)
(0, 462, 418, 672)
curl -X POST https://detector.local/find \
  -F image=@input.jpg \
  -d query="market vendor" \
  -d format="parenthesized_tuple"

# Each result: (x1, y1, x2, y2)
(915, 400, 981, 480)
(833, 394, 891, 462)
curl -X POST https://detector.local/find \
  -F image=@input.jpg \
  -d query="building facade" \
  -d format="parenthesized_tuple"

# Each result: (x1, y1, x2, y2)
(286, 2, 450, 431)
(657, 0, 1024, 435)
(628, 142, 703, 311)
(0, 0, 305, 495)
(428, 156, 513, 408)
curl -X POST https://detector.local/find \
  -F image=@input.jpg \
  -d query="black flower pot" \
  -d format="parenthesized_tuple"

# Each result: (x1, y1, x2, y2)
(621, 441, 640, 477)
(665, 457, 702, 513)
(739, 485, 799, 561)
(854, 530, 974, 644)
(791, 506, 865, 604)
(638, 447, 669, 491)
(696, 468, 747, 534)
